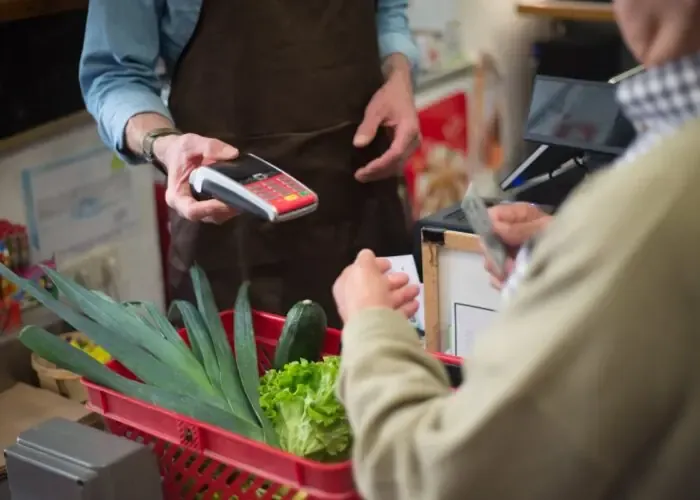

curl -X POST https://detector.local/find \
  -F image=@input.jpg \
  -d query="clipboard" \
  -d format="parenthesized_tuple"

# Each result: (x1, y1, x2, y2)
(421, 227, 501, 356)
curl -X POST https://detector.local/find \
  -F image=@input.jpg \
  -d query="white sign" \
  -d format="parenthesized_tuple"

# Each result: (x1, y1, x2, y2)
(386, 238, 500, 356)
(385, 254, 425, 331)
(454, 302, 496, 356)
(409, 0, 460, 32)
(438, 244, 501, 357)
(22, 147, 138, 261)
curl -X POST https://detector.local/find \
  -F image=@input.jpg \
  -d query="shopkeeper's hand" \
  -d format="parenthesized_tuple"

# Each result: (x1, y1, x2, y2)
(333, 249, 420, 324)
(484, 202, 553, 289)
(353, 56, 420, 183)
(155, 133, 240, 224)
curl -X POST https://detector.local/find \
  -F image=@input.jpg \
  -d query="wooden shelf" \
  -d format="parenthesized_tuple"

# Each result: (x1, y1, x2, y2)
(0, 111, 92, 156)
(516, 0, 615, 22)
(0, 0, 87, 22)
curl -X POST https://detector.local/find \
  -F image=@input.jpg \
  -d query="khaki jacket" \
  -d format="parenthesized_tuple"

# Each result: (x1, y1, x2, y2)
(337, 117, 700, 500)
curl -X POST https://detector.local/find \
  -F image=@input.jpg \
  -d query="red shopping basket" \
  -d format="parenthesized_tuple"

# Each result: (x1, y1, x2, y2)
(82, 309, 462, 500)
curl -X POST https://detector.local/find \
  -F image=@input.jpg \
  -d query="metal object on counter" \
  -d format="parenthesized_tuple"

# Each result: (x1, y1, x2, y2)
(5, 418, 163, 500)
(608, 65, 645, 84)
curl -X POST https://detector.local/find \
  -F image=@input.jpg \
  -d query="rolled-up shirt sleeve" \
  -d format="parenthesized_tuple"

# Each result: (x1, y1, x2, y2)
(79, 0, 172, 163)
(376, 0, 420, 72)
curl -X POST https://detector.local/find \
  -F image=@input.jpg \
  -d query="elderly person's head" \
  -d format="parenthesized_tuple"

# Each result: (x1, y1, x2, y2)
(614, 0, 700, 67)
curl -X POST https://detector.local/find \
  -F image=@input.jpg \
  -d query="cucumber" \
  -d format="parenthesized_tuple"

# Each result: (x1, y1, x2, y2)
(273, 300, 328, 369)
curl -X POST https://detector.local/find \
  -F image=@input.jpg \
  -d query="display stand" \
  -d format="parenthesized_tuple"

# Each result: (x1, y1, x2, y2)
(420, 219, 501, 357)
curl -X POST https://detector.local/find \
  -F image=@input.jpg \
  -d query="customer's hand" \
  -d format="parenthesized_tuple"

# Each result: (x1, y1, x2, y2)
(353, 68, 420, 183)
(333, 249, 420, 324)
(484, 202, 553, 289)
(155, 133, 240, 223)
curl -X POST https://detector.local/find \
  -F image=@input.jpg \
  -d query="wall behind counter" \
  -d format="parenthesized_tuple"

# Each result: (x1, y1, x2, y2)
(456, 0, 553, 173)
(0, 115, 165, 310)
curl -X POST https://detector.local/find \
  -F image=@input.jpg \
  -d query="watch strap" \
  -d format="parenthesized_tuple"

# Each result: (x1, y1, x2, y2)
(142, 127, 182, 164)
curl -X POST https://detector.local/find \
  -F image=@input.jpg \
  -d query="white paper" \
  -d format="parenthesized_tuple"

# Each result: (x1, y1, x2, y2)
(22, 147, 138, 261)
(409, 0, 460, 32)
(385, 254, 425, 331)
(453, 303, 496, 357)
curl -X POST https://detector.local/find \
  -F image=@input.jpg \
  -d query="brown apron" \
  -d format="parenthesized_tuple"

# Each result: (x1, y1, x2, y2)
(167, 0, 410, 327)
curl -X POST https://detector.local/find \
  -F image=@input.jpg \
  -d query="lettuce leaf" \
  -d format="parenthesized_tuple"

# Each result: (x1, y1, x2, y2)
(259, 356, 351, 462)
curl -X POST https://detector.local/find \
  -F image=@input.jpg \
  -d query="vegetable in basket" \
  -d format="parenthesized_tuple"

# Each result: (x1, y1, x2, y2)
(273, 299, 328, 369)
(259, 356, 352, 462)
(0, 258, 351, 464)
(0, 262, 277, 446)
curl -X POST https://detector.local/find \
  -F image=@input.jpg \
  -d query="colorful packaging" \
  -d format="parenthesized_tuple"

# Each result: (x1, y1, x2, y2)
(0, 220, 55, 308)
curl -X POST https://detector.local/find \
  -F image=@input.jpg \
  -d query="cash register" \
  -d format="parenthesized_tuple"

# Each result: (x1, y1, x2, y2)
(414, 74, 637, 277)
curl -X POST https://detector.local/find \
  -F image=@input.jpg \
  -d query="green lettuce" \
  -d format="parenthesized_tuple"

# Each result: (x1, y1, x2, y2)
(259, 356, 351, 462)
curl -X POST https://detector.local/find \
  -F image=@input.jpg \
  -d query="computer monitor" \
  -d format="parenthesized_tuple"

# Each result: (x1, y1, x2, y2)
(523, 75, 636, 156)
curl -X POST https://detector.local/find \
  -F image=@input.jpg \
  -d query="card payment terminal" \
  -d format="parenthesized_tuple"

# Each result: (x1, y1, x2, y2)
(189, 153, 319, 222)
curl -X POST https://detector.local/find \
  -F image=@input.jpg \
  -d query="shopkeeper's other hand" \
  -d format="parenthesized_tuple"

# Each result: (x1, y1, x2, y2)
(484, 202, 553, 289)
(353, 55, 420, 183)
(155, 133, 240, 224)
(333, 249, 420, 324)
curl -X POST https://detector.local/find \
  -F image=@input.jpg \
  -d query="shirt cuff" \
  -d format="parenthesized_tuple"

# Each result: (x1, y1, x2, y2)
(342, 307, 422, 358)
(100, 89, 173, 165)
(378, 31, 421, 75)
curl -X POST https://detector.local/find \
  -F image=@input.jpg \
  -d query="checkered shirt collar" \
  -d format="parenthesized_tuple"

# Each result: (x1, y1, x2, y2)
(617, 52, 700, 137)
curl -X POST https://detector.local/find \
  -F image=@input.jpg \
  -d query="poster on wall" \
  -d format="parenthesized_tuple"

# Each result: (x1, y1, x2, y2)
(21, 147, 138, 261)
(409, 0, 464, 72)
(404, 91, 469, 219)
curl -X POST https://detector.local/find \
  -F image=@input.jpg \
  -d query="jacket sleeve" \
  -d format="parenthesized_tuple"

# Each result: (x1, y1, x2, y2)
(79, 0, 172, 163)
(375, 0, 420, 72)
(337, 166, 691, 500)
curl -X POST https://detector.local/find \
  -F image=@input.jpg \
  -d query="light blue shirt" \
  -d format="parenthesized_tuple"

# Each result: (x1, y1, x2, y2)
(79, 0, 420, 162)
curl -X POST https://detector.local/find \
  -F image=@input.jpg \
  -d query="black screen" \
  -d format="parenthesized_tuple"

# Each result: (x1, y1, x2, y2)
(209, 155, 279, 185)
(524, 76, 636, 155)
(1, 11, 87, 141)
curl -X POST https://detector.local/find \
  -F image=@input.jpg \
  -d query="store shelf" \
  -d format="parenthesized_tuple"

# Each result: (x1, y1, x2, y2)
(1, 306, 62, 344)
(0, 0, 87, 22)
(1, 306, 64, 394)
(516, 0, 615, 22)
(0, 111, 91, 157)
(417, 63, 475, 92)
